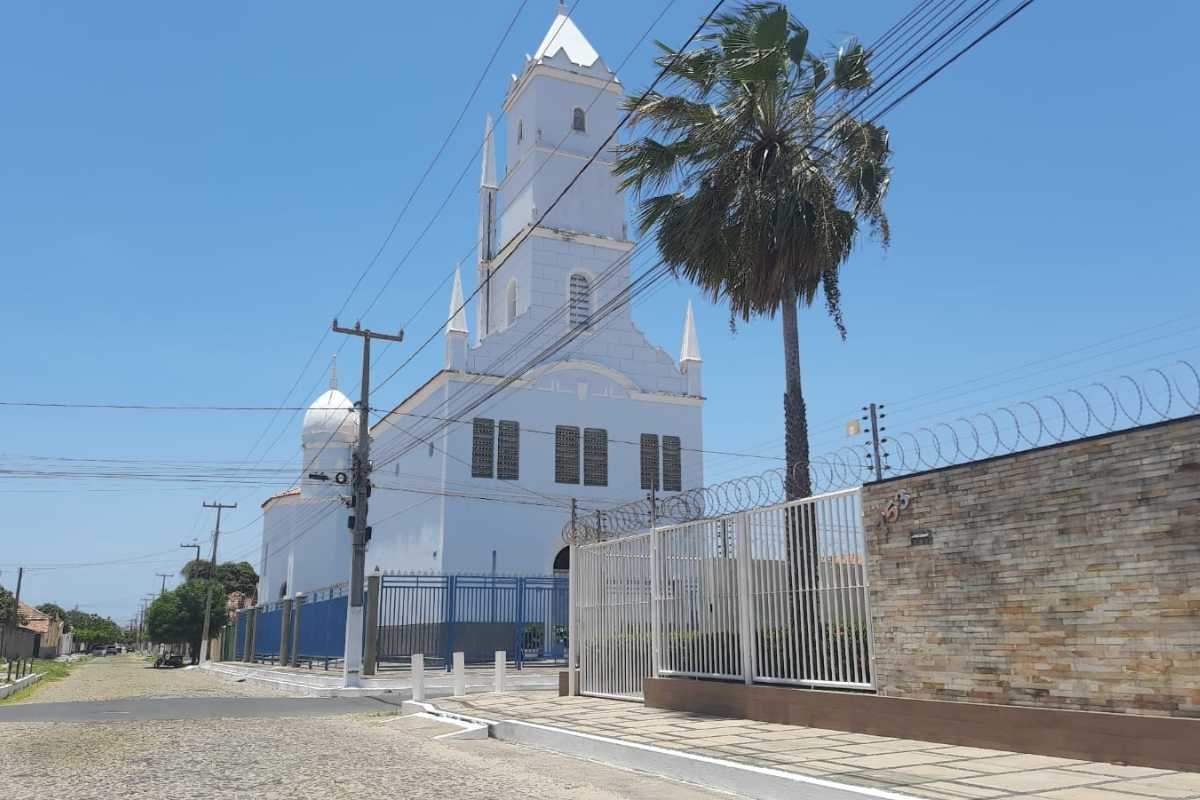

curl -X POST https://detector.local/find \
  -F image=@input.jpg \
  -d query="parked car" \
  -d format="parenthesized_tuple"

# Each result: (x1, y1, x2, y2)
(90, 644, 109, 656)
(154, 653, 184, 669)
(105, 645, 120, 656)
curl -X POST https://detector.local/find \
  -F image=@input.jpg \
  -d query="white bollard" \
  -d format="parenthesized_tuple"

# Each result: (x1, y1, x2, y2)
(411, 653, 425, 702)
(494, 650, 506, 693)
(453, 651, 466, 696)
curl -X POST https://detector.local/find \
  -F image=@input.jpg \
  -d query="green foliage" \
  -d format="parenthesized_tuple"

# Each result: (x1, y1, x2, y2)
(0, 586, 26, 627)
(216, 562, 259, 596)
(615, 2, 892, 329)
(65, 610, 124, 646)
(180, 559, 214, 581)
(181, 560, 258, 597)
(146, 579, 228, 662)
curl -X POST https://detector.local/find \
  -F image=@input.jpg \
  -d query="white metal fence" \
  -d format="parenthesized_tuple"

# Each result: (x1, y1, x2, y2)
(571, 487, 874, 701)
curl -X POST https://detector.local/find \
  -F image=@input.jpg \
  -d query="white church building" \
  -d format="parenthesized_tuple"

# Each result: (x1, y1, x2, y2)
(258, 6, 704, 600)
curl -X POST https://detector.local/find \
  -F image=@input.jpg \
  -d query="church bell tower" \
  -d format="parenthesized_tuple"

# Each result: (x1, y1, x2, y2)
(475, 4, 633, 343)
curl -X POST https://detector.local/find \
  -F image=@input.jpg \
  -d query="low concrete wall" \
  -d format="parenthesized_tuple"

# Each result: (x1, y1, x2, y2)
(644, 677, 1200, 772)
(0, 671, 44, 700)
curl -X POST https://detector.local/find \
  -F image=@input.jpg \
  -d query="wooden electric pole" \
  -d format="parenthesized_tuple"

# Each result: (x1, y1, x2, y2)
(0, 566, 23, 658)
(331, 319, 403, 687)
(199, 501, 236, 664)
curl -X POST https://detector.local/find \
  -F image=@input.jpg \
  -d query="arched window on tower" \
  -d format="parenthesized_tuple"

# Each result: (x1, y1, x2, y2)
(572, 107, 586, 132)
(569, 273, 591, 327)
(517, 119, 524, 144)
(507, 279, 519, 327)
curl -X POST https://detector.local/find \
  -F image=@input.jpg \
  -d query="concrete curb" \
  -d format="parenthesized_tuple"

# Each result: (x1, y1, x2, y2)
(201, 663, 557, 699)
(419, 700, 926, 800)
(0, 671, 45, 701)
(393, 709, 490, 741)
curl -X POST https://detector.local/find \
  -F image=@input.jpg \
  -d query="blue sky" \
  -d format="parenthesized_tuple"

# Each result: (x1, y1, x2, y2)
(2, 1, 1197, 621)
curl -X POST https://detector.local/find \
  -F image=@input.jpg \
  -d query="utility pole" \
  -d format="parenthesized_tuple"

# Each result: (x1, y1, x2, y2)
(180, 541, 201, 565)
(331, 319, 404, 687)
(156, 573, 172, 594)
(862, 403, 888, 482)
(0, 566, 23, 658)
(141, 594, 155, 652)
(198, 501, 236, 664)
(12, 567, 23, 616)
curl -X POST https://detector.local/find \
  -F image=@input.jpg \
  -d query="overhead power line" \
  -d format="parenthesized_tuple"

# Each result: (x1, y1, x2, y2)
(203, 0, 544, 509)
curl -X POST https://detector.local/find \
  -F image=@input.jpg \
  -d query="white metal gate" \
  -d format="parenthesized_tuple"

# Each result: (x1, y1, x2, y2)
(574, 532, 653, 700)
(571, 487, 874, 701)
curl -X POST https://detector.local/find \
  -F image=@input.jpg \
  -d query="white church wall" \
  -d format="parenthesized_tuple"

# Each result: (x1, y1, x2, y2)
(365, 395, 449, 576)
(260, 496, 349, 600)
(435, 366, 701, 575)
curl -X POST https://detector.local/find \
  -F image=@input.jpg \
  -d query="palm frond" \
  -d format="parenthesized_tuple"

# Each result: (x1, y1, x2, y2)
(620, 2, 893, 329)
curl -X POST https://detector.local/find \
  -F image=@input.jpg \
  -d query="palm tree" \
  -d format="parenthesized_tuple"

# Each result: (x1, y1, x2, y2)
(615, 2, 891, 501)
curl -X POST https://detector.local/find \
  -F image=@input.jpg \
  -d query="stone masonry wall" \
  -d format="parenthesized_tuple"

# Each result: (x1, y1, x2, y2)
(862, 416, 1200, 717)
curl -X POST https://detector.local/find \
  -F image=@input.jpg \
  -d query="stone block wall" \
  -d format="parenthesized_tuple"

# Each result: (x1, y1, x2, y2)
(862, 416, 1200, 717)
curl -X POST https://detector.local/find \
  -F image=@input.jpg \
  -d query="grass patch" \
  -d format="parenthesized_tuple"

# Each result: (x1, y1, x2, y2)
(0, 656, 90, 704)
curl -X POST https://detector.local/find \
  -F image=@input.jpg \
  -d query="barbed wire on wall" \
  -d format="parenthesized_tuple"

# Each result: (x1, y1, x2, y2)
(564, 360, 1200, 543)
(883, 359, 1198, 474)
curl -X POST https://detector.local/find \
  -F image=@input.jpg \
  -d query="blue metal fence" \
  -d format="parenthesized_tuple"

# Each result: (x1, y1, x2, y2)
(377, 574, 568, 668)
(296, 589, 347, 659)
(254, 601, 283, 658)
(221, 575, 566, 670)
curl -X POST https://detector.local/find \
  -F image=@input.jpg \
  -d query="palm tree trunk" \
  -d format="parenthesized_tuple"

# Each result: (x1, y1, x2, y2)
(780, 289, 818, 680)
(781, 290, 812, 499)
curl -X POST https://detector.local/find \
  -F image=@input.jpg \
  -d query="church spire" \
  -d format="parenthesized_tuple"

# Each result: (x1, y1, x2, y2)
(480, 113, 497, 189)
(448, 265, 469, 335)
(329, 354, 338, 390)
(679, 301, 702, 397)
(533, 2, 603, 69)
(679, 301, 701, 365)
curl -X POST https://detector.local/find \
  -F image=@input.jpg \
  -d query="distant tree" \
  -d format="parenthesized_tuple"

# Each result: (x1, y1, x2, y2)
(180, 559, 215, 581)
(146, 579, 228, 663)
(0, 585, 24, 627)
(216, 562, 258, 596)
(66, 610, 124, 646)
(181, 560, 258, 597)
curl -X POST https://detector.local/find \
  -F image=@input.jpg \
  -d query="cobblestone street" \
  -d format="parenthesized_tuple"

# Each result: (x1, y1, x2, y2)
(0, 656, 723, 800)
(9, 655, 285, 703)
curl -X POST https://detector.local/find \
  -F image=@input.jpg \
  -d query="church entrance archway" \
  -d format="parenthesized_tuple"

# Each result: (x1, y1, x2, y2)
(553, 546, 569, 573)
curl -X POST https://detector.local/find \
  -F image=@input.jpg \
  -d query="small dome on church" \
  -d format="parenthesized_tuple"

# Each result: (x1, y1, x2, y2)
(302, 388, 356, 446)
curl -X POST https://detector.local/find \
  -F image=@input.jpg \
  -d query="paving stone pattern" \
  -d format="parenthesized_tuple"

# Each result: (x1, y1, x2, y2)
(436, 692, 1200, 800)
(862, 416, 1200, 716)
(10, 654, 286, 703)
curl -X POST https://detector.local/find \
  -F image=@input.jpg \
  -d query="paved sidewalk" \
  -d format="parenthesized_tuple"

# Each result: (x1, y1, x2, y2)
(435, 692, 1200, 800)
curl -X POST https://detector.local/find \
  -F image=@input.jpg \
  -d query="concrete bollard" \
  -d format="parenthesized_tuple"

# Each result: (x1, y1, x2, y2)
(453, 651, 466, 696)
(412, 653, 425, 702)
(494, 651, 506, 693)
